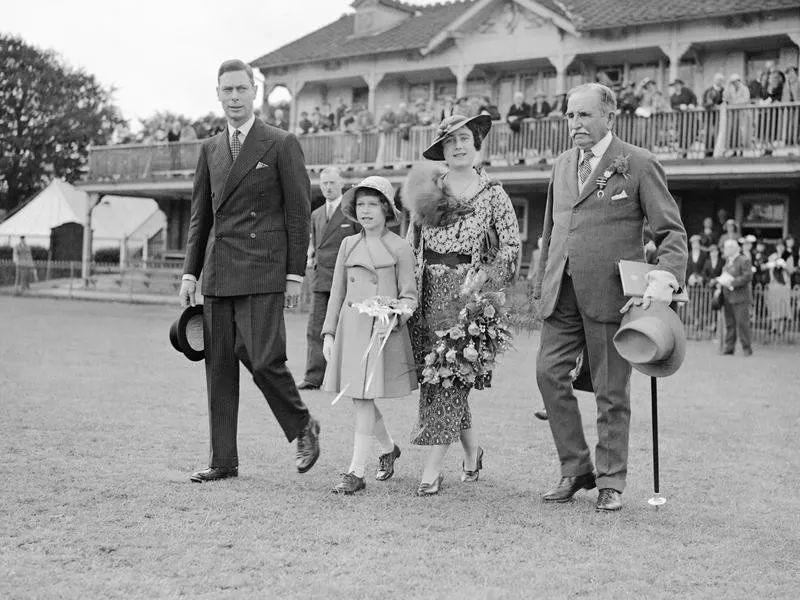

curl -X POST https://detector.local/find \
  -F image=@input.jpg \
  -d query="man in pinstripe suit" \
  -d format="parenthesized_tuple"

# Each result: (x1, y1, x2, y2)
(180, 59, 320, 483)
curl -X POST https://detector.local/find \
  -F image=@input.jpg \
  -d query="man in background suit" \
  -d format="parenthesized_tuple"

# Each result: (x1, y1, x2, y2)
(297, 167, 360, 390)
(719, 239, 753, 356)
(506, 91, 530, 133)
(533, 83, 687, 512)
(180, 59, 320, 483)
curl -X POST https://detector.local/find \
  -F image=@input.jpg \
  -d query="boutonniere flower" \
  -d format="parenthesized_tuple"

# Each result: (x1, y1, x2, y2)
(610, 154, 631, 179)
(595, 154, 631, 198)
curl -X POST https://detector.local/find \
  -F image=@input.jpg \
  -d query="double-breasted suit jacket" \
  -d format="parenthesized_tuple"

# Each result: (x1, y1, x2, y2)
(184, 119, 310, 295)
(321, 231, 418, 400)
(182, 119, 312, 463)
(309, 204, 360, 293)
(534, 135, 687, 323)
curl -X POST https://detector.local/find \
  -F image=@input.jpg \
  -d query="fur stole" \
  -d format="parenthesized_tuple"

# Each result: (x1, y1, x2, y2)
(402, 164, 477, 228)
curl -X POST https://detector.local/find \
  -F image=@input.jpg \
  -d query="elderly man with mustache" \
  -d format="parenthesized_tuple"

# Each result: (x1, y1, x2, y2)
(532, 83, 687, 512)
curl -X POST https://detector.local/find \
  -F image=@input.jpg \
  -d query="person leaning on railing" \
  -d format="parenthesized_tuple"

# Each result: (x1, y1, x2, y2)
(782, 67, 799, 102)
(703, 73, 726, 110)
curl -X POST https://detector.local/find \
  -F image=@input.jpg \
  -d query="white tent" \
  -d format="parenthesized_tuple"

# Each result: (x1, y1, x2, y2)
(0, 179, 166, 250)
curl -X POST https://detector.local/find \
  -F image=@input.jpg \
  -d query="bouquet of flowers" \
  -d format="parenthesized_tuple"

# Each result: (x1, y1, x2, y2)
(332, 296, 413, 405)
(352, 295, 414, 328)
(421, 290, 513, 389)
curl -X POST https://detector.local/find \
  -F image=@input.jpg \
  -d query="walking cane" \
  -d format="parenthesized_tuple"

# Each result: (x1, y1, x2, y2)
(648, 375, 666, 507)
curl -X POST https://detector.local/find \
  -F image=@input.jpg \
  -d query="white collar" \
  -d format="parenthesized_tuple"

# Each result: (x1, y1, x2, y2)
(581, 131, 613, 160)
(325, 196, 342, 210)
(227, 114, 256, 139)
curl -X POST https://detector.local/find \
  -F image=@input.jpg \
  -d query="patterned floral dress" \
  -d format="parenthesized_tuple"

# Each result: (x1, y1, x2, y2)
(408, 169, 520, 445)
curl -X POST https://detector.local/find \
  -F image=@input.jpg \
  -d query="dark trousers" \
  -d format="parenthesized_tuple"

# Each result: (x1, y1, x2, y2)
(303, 291, 330, 386)
(722, 299, 752, 353)
(536, 274, 632, 493)
(203, 293, 310, 468)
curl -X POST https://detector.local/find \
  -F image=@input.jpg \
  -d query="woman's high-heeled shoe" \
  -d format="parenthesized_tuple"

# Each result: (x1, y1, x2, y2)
(461, 446, 484, 482)
(416, 473, 444, 496)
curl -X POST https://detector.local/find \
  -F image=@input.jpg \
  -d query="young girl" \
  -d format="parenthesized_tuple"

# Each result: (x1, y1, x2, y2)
(321, 176, 418, 494)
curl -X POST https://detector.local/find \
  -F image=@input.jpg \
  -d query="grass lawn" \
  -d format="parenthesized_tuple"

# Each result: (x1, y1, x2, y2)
(1, 296, 799, 599)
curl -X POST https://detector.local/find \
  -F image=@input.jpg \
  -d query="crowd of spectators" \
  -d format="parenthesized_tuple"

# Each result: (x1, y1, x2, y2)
(111, 61, 798, 147)
(684, 208, 799, 335)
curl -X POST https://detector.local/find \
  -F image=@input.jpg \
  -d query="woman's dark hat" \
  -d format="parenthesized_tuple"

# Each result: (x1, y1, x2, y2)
(341, 176, 401, 226)
(423, 114, 492, 161)
(169, 304, 205, 361)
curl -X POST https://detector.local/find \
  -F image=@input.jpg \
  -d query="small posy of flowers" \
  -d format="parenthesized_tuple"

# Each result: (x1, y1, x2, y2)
(608, 154, 631, 179)
(598, 154, 632, 192)
(352, 295, 413, 325)
(421, 290, 513, 389)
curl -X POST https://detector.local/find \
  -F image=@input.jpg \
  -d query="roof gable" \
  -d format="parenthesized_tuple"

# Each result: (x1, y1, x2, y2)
(251, 0, 800, 70)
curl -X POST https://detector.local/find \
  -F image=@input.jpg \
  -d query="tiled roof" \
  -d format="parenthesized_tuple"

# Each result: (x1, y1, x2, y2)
(251, 0, 800, 69)
(560, 0, 800, 30)
(251, 1, 474, 69)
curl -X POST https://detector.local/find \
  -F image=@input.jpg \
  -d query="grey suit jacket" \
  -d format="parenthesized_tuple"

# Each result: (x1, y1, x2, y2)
(309, 204, 360, 292)
(183, 119, 311, 296)
(534, 135, 687, 323)
(721, 254, 753, 305)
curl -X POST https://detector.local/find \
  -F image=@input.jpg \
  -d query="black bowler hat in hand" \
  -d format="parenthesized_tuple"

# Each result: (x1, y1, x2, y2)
(169, 305, 205, 361)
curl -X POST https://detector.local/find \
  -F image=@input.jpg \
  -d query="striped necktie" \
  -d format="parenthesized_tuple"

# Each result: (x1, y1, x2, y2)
(578, 149, 594, 185)
(230, 129, 241, 161)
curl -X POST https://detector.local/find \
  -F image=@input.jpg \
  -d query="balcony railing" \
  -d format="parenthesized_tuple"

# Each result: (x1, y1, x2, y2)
(87, 102, 800, 182)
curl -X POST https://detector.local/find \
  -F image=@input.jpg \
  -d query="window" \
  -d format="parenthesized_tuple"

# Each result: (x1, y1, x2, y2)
(746, 50, 781, 81)
(352, 87, 369, 109)
(629, 63, 659, 87)
(434, 81, 457, 102)
(408, 83, 430, 104)
(510, 196, 528, 242)
(596, 65, 623, 85)
(737, 193, 788, 241)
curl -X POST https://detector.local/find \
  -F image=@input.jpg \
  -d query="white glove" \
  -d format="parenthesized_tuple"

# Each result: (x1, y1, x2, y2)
(322, 335, 334, 362)
(622, 270, 678, 313)
(643, 270, 678, 303)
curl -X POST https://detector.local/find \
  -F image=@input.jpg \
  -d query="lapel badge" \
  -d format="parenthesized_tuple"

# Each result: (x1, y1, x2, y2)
(596, 169, 614, 198)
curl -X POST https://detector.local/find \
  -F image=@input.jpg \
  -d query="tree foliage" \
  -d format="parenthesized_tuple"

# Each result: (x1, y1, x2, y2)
(0, 34, 122, 213)
(130, 111, 227, 143)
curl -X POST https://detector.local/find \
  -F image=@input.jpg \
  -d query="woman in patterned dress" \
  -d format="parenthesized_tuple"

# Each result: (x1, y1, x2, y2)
(402, 114, 521, 496)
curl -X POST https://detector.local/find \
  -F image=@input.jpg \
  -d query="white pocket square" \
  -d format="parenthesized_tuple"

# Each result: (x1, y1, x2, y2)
(340, 223, 350, 228)
(256, 161, 270, 169)
(611, 190, 628, 201)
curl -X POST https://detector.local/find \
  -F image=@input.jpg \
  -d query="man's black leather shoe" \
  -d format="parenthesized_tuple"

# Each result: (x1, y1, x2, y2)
(534, 410, 548, 421)
(297, 381, 320, 390)
(542, 472, 596, 502)
(296, 417, 321, 473)
(595, 488, 623, 512)
(190, 467, 238, 483)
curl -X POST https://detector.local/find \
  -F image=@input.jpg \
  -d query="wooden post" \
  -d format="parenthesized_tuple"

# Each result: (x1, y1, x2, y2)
(82, 193, 102, 287)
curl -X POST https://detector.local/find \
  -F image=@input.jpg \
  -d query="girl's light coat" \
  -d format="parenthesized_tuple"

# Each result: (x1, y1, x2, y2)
(322, 230, 418, 399)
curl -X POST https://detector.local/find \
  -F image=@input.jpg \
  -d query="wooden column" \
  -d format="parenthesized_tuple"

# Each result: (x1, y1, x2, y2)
(81, 193, 103, 287)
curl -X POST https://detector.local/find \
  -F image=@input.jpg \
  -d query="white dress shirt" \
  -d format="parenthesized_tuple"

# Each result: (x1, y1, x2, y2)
(325, 196, 342, 220)
(578, 131, 613, 191)
(227, 114, 255, 145)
